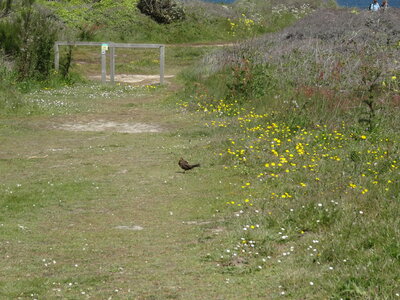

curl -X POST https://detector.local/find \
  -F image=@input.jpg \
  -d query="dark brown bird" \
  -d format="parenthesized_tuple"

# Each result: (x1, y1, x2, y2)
(178, 157, 200, 172)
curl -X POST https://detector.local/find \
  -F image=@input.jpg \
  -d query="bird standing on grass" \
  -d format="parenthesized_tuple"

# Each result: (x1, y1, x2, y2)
(178, 157, 200, 172)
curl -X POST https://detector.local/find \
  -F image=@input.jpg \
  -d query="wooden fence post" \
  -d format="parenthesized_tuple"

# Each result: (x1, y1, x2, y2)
(160, 45, 165, 85)
(54, 41, 165, 85)
(101, 45, 107, 84)
(110, 45, 115, 84)
(54, 43, 59, 71)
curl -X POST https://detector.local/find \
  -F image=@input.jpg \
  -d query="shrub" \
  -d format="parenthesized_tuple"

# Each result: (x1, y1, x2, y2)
(0, 1, 60, 80)
(137, 0, 185, 24)
(16, 5, 59, 80)
(0, 20, 20, 55)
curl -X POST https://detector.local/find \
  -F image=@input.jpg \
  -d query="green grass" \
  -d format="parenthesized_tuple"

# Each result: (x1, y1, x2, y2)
(36, 0, 322, 44)
(1, 73, 398, 298)
(172, 15, 400, 293)
(1, 2, 399, 298)
(37, 0, 233, 43)
(0, 81, 261, 298)
(175, 90, 399, 298)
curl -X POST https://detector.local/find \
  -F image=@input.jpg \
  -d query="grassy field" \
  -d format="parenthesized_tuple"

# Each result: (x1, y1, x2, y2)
(1, 61, 398, 299)
(1, 3, 399, 299)
(0, 78, 296, 299)
(0, 82, 230, 298)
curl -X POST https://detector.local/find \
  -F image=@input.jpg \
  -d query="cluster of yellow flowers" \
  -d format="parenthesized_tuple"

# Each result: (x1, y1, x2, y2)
(382, 73, 399, 92)
(180, 94, 398, 278)
(197, 99, 243, 117)
(197, 99, 399, 216)
(227, 14, 256, 37)
(219, 112, 399, 194)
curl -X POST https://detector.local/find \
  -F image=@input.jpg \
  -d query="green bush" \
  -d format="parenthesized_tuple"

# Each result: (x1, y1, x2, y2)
(0, 20, 20, 55)
(0, 0, 59, 80)
(137, 0, 185, 24)
(16, 6, 59, 79)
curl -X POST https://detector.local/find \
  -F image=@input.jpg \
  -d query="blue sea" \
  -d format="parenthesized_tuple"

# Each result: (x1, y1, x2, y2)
(336, 0, 400, 7)
(203, 0, 400, 8)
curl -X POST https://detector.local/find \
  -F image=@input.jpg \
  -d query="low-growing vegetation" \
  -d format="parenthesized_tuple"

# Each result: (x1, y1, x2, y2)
(177, 7, 400, 298)
(36, 0, 331, 43)
(1, 0, 329, 116)
(1, 0, 399, 299)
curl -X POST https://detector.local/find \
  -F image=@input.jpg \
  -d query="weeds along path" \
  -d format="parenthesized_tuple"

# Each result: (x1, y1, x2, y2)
(0, 80, 267, 299)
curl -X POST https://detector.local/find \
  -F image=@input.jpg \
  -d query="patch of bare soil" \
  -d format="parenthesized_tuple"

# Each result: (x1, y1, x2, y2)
(115, 225, 144, 231)
(182, 220, 212, 225)
(55, 120, 162, 133)
(89, 74, 174, 84)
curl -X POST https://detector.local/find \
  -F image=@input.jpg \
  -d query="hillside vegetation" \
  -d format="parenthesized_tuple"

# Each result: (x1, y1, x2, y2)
(0, 0, 332, 114)
(178, 7, 400, 298)
(36, 0, 332, 43)
(1, 0, 399, 298)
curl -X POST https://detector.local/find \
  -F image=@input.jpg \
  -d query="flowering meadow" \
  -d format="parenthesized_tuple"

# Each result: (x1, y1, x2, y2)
(1, 1, 399, 297)
(180, 18, 400, 300)
(178, 92, 399, 297)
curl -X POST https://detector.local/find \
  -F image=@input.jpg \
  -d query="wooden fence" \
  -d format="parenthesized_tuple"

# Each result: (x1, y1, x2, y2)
(54, 41, 165, 84)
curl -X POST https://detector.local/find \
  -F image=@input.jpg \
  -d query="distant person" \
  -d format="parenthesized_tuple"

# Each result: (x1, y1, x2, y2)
(369, 0, 380, 11)
(381, 0, 388, 10)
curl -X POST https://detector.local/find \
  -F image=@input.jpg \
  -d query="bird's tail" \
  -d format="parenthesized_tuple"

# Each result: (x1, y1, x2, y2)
(191, 163, 200, 168)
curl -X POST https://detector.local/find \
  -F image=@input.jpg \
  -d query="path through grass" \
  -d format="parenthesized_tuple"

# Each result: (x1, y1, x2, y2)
(0, 80, 279, 299)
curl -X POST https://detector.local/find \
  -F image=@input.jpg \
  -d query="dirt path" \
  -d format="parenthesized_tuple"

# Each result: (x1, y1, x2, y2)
(88, 74, 175, 85)
(0, 81, 268, 299)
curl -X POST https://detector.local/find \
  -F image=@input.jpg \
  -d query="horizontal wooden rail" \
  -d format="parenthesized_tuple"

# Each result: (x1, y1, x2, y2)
(55, 41, 164, 49)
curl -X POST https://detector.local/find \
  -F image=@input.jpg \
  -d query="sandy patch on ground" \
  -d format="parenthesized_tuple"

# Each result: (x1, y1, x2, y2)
(115, 225, 144, 231)
(56, 121, 162, 133)
(89, 74, 174, 84)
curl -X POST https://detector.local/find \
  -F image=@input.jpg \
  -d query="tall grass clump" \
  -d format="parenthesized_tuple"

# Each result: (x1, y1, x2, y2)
(0, 57, 23, 113)
(178, 7, 400, 298)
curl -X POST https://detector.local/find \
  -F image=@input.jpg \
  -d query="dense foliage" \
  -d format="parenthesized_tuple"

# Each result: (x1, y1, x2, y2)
(0, 0, 59, 80)
(137, 0, 185, 24)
